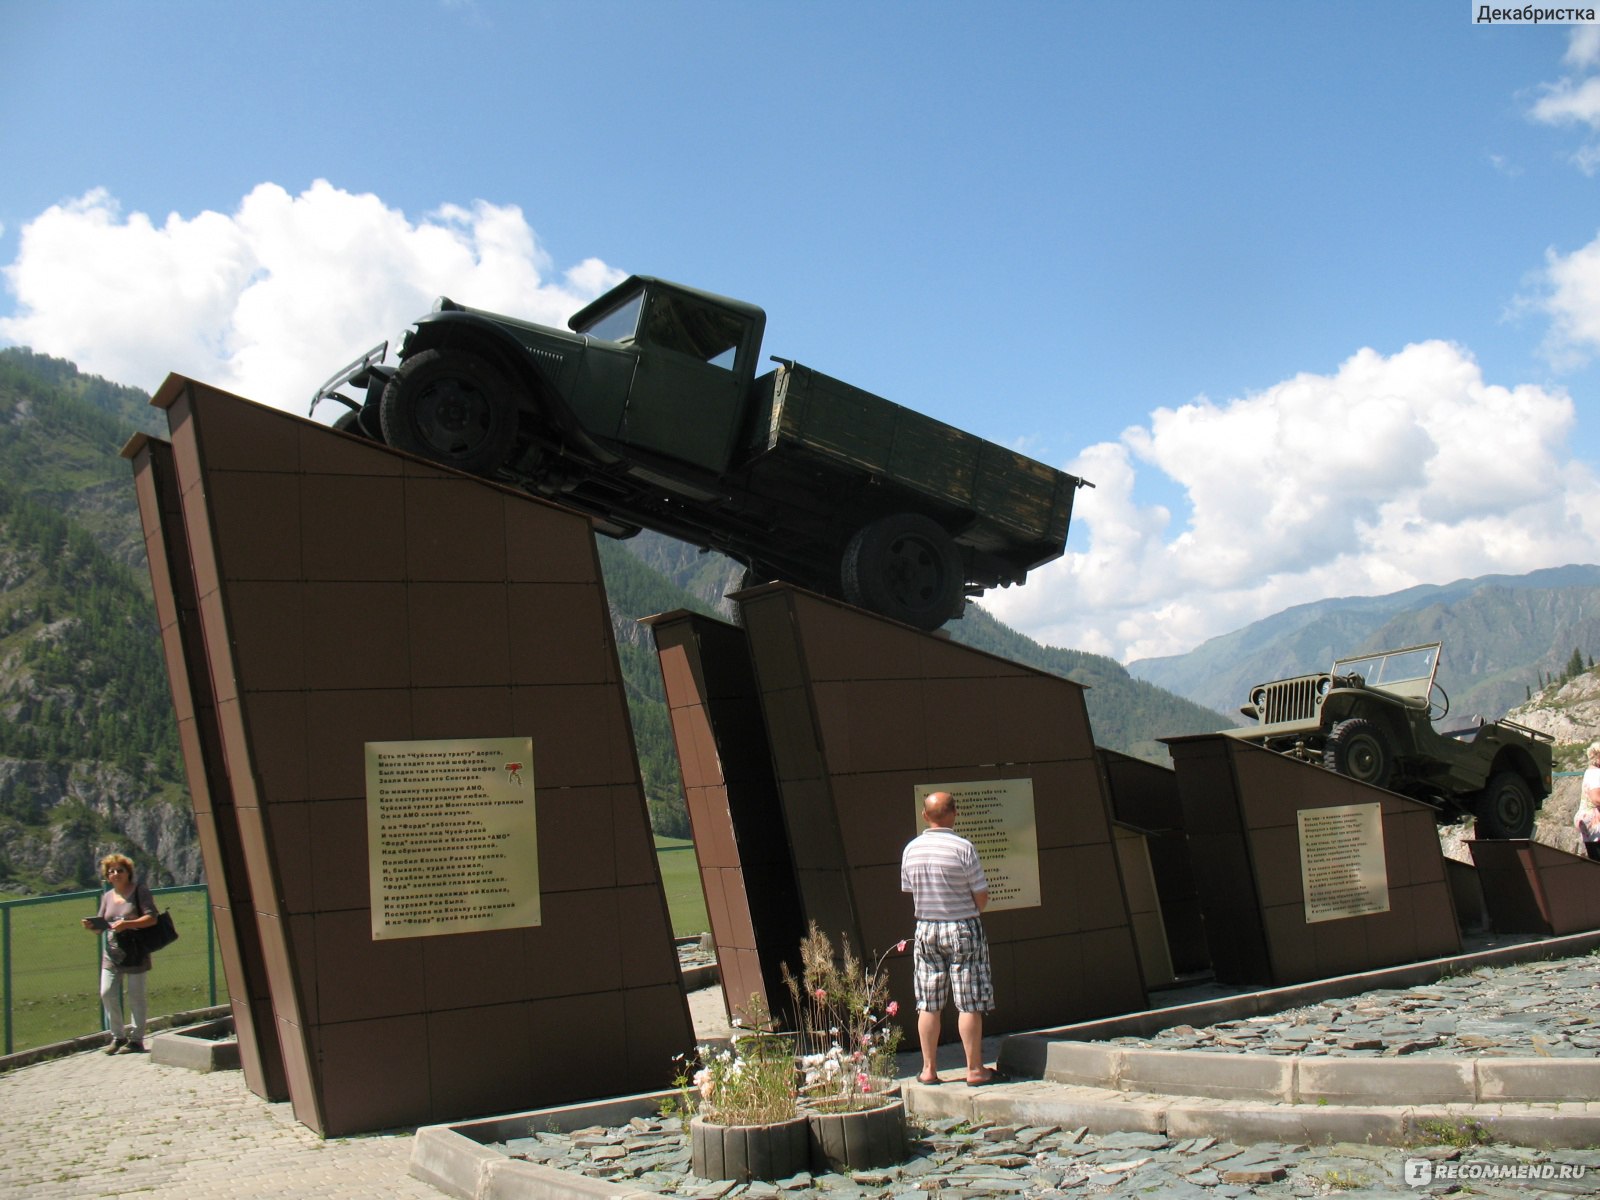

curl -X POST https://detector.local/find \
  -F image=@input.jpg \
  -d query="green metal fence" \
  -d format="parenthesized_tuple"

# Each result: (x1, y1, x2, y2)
(1, 885, 217, 1055)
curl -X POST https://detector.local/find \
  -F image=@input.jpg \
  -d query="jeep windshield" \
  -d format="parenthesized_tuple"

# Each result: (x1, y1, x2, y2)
(1333, 644, 1439, 695)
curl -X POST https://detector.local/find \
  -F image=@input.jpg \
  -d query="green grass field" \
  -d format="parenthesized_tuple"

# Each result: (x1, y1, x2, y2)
(654, 835, 709, 938)
(1, 886, 219, 1055)
(2, 844, 709, 1056)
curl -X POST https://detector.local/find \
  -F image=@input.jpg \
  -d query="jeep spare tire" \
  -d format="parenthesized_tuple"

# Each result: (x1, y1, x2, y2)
(1323, 718, 1393, 789)
(840, 513, 963, 632)
(380, 348, 517, 477)
(1475, 771, 1536, 840)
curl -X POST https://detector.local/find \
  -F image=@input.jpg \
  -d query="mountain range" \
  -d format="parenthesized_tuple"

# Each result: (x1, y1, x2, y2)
(1126, 565, 1600, 723)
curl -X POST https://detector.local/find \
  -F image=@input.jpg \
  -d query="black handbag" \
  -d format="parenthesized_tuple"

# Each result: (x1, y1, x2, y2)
(131, 910, 179, 955)
(117, 910, 179, 961)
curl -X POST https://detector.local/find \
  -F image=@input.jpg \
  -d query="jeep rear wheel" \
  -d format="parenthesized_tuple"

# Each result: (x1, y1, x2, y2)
(1324, 718, 1393, 789)
(1474, 771, 1536, 840)
(379, 348, 517, 477)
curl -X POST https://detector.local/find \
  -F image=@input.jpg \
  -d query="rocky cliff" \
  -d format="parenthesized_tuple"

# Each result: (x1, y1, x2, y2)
(0, 758, 200, 890)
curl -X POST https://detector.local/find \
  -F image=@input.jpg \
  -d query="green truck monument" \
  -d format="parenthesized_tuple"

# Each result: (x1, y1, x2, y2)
(313, 275, 1086, 630)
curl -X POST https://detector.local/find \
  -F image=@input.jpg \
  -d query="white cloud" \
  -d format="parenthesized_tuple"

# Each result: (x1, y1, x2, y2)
(1528, 28, 1600, 171)
(1530, 74, 1600, 129)
(982, 341, 1600, 663)
(1537, 226, 1600, 367)
(0, 182, 623, 410)
(1566, 22, 1600, 69)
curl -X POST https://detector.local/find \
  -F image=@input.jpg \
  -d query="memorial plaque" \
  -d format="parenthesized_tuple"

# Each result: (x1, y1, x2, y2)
(913, 779, 1040, 911)
(366, 736, 540, 940)
(1298, 802, 1389, 923)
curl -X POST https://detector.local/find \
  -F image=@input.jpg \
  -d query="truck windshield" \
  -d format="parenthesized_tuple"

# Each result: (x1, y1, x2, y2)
(576, 292, 644, 344)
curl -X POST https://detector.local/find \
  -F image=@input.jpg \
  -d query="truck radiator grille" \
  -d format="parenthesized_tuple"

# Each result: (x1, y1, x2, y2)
(1261, 679, 1319, 724)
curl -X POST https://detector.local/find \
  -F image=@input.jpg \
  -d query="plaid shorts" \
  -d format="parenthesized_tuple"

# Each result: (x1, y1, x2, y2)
(913, 917, 994, 1014)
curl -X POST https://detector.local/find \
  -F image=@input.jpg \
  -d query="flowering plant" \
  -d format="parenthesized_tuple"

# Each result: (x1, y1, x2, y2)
(671, 994, 799, 1127)
(783, 922, 907, 1112)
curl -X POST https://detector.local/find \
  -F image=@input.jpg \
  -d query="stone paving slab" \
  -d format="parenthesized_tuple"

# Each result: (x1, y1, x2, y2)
(0, 1050, 438, 1199)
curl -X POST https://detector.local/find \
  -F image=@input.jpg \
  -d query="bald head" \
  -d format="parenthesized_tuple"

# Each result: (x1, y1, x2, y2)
(922, 791, 957, 828)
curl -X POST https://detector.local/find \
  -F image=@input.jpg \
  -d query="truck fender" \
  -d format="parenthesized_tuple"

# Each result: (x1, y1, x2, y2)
(404, 311, 588, 446)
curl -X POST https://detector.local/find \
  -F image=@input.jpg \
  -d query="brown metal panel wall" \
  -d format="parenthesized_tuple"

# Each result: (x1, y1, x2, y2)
(147, 376, 692, 1136)
(645, 611, 805, 1023)
(123, 433, 287, 1102)
(1444, 858, 1489, 934)
(1097, 748, 1209, 975)
(735, 584, 1146, 1039)
(1168, 734, 1460, 988)
(1522, 842, 1600, 934)
(1467, 840, 1600, 935)
(1100, 748, 1207, 976)
(1166, 737, 1270, 984)
(1467, 841, 1554, 933)
(1112, 826, 1176, 988)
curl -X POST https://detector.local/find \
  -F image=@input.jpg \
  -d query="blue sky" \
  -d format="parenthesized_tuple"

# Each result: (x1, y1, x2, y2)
(5, 1, 1600, 662)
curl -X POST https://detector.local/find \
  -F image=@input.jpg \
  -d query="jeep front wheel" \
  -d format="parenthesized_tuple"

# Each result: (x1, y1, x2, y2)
(1323, 718, 1393, 789)
(1474, 771, 1536, 840)
(379, 348, 517, 477)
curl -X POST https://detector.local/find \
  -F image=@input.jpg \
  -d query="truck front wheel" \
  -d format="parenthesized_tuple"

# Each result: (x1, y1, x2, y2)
(1474, 771, 1536, 839)
(841, 513, 963, 632)
(1323, 718, 1393, 789)
(379, 348, 517, 477)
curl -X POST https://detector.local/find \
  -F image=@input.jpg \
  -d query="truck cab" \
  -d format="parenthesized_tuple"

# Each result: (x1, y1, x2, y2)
(567, 278, 766, 474)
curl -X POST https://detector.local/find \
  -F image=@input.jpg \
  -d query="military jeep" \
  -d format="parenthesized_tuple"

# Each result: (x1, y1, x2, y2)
(1222, 642, 1553, 838)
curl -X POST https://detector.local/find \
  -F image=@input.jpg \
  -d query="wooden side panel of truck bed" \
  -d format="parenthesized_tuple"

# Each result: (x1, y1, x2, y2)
(757, 363, 1071, 554)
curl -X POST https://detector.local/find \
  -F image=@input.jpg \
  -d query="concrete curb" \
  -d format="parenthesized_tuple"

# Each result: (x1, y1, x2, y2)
(1039, 1042, 1600, 1105)
(410, 1125, 663, 1200)
(149, 1017, 241, 1073)
(408, 1090, 673, 1199)
(899, 1079, 1600, 1150)
(0, 1004, 230, 1074)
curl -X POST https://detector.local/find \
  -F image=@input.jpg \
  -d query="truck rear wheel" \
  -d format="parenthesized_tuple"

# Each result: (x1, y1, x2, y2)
(379, 348, 517, 477)
(1474, 771, 1536, 839)
(840, 513, 963, 631)
(1323, 718, 1393, 789)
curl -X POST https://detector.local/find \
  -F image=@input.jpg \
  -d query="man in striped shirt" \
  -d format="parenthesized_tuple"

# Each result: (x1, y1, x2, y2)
(900, 791, 997, 1086)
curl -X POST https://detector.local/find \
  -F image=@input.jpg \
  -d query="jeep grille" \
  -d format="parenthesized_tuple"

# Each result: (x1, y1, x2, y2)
(1258, 678, 1320, 725)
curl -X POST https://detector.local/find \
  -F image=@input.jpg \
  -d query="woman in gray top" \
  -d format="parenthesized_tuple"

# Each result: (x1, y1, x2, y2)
(81, 853, 159, 1054)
